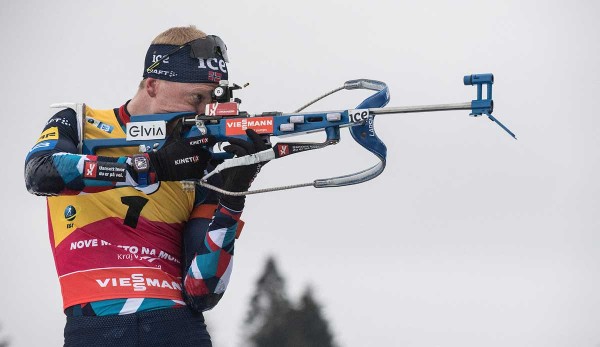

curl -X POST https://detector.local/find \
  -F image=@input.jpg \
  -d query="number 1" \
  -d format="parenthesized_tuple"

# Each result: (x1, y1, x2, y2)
(121, 196, 149, 228)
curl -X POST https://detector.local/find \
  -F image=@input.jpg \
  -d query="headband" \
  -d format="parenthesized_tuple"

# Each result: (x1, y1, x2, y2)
(143, 37, 229, 83)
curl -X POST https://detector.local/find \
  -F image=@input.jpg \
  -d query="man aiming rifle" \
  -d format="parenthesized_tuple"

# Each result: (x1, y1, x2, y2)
(24, 25, 264, 346)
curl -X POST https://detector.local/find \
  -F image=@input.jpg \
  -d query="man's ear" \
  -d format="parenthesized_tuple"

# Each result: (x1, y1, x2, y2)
(145, 78, 159, 97)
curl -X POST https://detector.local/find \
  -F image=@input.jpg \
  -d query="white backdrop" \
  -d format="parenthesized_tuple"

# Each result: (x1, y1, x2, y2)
(1, 0, 599, 346)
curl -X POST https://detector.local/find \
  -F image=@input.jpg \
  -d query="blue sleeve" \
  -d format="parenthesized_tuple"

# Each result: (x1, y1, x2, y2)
(24, 108, 138, 195)
(181, 171, 242, 312)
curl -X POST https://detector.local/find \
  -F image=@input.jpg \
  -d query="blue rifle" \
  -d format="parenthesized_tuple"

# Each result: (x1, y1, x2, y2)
(82, 73, 515, 195)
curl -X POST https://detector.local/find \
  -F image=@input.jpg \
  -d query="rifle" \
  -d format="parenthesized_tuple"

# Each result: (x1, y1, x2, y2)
(80, 73, 515, 195)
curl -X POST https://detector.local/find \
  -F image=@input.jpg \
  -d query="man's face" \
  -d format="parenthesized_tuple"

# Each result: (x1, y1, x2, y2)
(152, 80, 217, 115)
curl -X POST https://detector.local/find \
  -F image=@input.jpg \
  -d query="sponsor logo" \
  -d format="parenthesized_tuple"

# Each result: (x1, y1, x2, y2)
(29, 141, 52, 152)
(70, 239, 107, 249)
(36, 127, 59, 144)
(46, 117, 71, 127)
(64, 205, 77, 221)
(225, 117, 274, 135)
(88, 118, 114, 133)
(174, 156, 199, 165)
(151, 54, 170, 64)
(278, 144, 289, 157)
(368, 115, 375, 137)
(189, 138, 211, 146)
(197, 58, 228, 73)
(84, 161, 98, 178)
(97, 164, 126, 181)
(290, 143, 324, 153)
(95, 273, 182, 292)
(147, 69, 177, 77)
(205, 102, 239, 117)
(99, 123, 113, 133)
(271, 142, 326, 158)
(126, 121, 166, 141)
(83, 162, 127, 182)
(206, 103, 217, 115)
(348, 109, 370, 123)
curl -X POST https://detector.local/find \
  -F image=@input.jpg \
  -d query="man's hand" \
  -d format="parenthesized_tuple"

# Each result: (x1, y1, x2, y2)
(145, 135, 215, 182)
(219, 129, 270, 210)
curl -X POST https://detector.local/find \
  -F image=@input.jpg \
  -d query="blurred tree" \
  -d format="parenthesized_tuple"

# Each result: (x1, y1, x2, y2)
(0, 323, 9, 347)
(245, 256, 292, 346)
(245, 257, 337, 347)
(291, 287, 336, 347)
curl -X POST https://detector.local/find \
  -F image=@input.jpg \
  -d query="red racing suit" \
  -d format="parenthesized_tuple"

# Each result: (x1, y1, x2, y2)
(25, 103, 240, 316)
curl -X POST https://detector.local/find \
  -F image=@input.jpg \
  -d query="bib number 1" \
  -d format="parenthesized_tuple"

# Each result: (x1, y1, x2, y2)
(121, 196, 149, 228)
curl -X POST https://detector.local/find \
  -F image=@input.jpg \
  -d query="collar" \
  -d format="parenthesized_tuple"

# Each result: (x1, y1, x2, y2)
(118, 100, 132, 124)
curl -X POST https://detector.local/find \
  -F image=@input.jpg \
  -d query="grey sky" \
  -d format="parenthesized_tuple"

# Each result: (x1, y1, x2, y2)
(1, 0, 599, 346)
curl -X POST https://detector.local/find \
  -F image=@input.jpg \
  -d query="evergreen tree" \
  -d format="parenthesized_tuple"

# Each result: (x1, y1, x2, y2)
(244, 257, 337, 347)
(0, 323, 9, 347)
(293, 287, 336, 347)
(245, 256, 292, 346)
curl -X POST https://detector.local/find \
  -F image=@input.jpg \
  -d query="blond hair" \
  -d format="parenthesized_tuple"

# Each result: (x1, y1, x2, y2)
(139, 26, 207, 89)
(152, 25, 207, 45)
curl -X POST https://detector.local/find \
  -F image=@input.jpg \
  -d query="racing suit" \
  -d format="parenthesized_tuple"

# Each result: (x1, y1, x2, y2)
(25, 102, 240, 345)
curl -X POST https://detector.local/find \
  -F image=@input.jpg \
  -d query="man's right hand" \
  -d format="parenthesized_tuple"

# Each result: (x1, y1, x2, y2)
(218, 129, 270, 211)
(146, 135, 215, 181)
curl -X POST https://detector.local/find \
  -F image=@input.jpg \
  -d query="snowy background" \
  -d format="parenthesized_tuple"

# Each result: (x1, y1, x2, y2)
(1, 0, 599, 346)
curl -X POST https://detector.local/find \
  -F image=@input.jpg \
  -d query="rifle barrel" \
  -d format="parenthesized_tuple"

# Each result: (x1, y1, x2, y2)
(369, 102, 472, 115)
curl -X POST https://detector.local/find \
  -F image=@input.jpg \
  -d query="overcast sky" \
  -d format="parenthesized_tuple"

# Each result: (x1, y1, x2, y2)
(2, 0, 599, 346)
